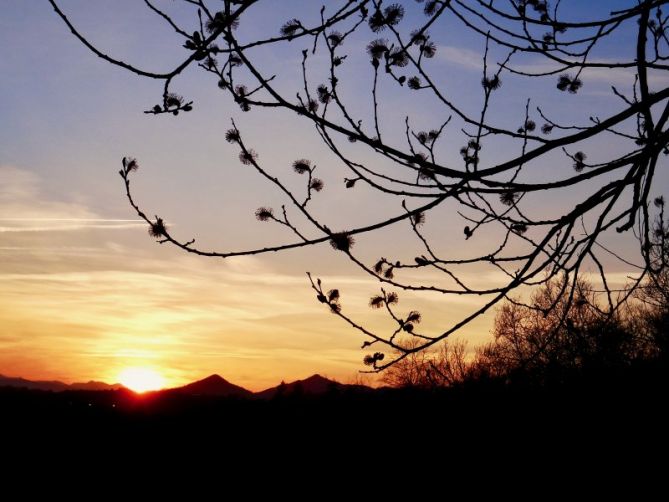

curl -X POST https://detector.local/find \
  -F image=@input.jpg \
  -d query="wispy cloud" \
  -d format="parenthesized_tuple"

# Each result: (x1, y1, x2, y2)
(508, 60, 669, 88)
(0, 220, 145, 233)
(436, 47, 669, 89)
(0, 166, 144, 232)
(1, 166, 93, 218)
(437, 45, 484, 70)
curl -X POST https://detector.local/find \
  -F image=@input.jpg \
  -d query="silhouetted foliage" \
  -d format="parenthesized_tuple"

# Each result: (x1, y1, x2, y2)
(52, 0, 669, 370)
(627, 213, 669, 357)
(477, 279, 652, 384)
(383, 250, 669, 388)
(382, 339, 470, 388)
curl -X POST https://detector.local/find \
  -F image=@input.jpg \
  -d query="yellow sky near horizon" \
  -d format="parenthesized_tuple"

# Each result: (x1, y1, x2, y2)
(0, 164, 502, 391)
(0, 162, 647, 391)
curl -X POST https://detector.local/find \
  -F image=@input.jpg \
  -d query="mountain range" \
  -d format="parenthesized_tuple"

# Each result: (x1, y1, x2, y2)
(0, 374, 124, 392)
(0, 373, 370, 398)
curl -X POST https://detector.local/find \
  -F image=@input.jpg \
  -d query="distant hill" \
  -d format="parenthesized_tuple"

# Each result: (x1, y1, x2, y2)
(255, 374, 368, 399)
(0, 373, 371, 397)
(0, 374, 69, 392)
(70, 380, 125, 391)
(0, 374, 123, 392)
(169, 374, 253, 397)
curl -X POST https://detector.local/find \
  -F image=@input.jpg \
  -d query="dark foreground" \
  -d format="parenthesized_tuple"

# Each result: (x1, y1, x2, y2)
(2, 373, 667, 488)
(3, 365, 667, 447)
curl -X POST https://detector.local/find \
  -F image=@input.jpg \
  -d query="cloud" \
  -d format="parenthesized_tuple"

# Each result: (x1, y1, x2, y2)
(506, 59, 669, 89)
(0, 166, 144, 232)
(436, 47, 669, 89)
(437, 45, 484, 70)
(1, 166, 93, 217)
(0, 219, 145, 233)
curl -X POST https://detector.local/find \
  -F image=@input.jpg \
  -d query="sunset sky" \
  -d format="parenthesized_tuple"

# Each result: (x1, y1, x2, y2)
(1, 0, 666, 391)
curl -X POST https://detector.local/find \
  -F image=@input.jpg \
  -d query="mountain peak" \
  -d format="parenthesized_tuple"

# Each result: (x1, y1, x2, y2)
(69, 380, 124, 391)
(255, 374, 343, 398)
(303, 373, 328, 382)
(200, 374, 228, 383)
(173, 374, 252, 397)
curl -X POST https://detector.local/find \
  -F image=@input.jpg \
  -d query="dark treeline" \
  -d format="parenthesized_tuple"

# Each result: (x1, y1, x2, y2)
(382, 229, 669, 391)
(381, 280, 668, 391)
(2, 372, 666, 463)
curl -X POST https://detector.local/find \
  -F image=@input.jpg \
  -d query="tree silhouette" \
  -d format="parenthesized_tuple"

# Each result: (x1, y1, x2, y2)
(627, 209, 669, 357)
(381, 339, 470, 387)
(50, 1, 669, 370)
(478, 278, 651, 381)
(379, 269, 668, 388)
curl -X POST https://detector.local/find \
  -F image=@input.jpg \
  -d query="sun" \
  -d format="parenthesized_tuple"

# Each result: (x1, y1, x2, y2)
(118, 367, 166, 393)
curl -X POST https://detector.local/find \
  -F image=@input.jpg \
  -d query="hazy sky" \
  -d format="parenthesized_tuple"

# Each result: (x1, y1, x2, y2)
(1, 1, 666, 390)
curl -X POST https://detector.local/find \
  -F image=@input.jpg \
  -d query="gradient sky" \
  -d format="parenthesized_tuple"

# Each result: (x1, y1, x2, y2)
(1, 1, 666, 390)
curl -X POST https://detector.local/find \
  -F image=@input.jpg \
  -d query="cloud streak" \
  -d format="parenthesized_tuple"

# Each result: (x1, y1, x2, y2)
(437, 46, 669, 89)
(0, 220, 145, 233)
(1, 166, 145, 232)
(437, 45, 484, 70)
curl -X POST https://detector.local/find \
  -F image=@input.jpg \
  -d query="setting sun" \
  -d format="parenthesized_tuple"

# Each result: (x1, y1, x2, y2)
(118, 368, 165, 393)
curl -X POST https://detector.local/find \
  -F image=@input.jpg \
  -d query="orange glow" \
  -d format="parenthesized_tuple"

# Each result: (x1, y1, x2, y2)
(118, 367, 165, 393)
